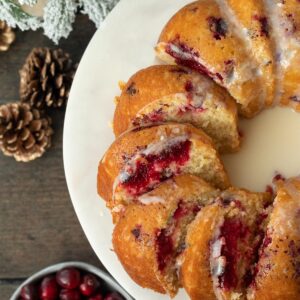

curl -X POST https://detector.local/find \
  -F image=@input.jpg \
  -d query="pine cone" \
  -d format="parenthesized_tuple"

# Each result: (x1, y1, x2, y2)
(19, 48, 77, 109)
(0, 20, 15, 51)
(0, 103, 53, 162)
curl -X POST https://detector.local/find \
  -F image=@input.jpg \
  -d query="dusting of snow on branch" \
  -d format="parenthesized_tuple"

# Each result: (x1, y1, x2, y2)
(79, 0, 119, 28)
(0, 0, 41, 30)
(0, 0, 119, 43)
(43, 0, 78, 44)
(18, 0, 38, 5)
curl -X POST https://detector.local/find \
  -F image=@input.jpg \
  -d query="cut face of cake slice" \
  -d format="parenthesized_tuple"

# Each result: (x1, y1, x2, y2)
(180, 188, 272, 300)
(247, 177, 300, 300)
(113, 65, 240, 153)
(156, 0, 267, 117)
(112, 175, 219, 297)
(97, 123, 230, 219)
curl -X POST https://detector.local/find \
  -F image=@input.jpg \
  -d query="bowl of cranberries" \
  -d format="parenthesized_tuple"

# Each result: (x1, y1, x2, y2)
(11, 261, 133, 300)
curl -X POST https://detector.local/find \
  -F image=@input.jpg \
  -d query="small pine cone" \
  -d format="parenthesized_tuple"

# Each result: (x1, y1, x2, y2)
(0, 20, 16, 51)
(0, 103, 53, 162)
(19, 48, 77, 109)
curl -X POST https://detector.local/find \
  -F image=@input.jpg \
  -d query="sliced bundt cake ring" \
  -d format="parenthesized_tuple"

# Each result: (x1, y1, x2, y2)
(112, 174, 219, 297)
(97, 123, 230, 218)
(180, 188, 272, 300)
(247, 177, 300, 300)
(113, 65, 240, 153)
(155, 0, 267, 117)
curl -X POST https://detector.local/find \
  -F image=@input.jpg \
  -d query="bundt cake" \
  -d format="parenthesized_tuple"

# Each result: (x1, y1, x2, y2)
(113, 65, 240, 153)
(95, 1, 300, 299)
(97, 123, 230, 218)
(247, 177, 300, 300)
(181, 188, 272, 300)
(112, 175, 219, 297)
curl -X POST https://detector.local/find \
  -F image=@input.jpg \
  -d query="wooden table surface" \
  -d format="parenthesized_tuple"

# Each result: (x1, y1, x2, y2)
(0, 16, 103, 299)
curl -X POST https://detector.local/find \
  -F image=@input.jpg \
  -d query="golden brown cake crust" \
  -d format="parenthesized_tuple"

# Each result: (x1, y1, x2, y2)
(113, 65, 238, 146)
(248, 177, 300, 300)
(180, 204, 223, 300)
(97, 123, 229, 213)
(225, 0, 276, 108)
(112, 175, 217, 296)
(113, 65, 193, 136)
(277, 0, 300, 112)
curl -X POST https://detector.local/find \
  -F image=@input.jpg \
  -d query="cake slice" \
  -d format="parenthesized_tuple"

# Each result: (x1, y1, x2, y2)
(113, 65, 240, 153)
(180, 188, 272, 300)
(263, 0, 300, 112)
(222, 0, 276, 108)
(155, 0, 266, 117)
(112, 175, 219, 297)
(247, 177, 300, 300)
(97, 123, 230, 219)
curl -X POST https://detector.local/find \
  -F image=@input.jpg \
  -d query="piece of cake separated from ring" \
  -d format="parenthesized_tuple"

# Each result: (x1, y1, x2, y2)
(98, 123, 230, 221)
(113, 65, 240, 153)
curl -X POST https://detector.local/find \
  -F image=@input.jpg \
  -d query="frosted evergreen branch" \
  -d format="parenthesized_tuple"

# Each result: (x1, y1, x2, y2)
(0, 0, 119, 43)
(18, 0, 38, 5)
(79, 0, 119, 27)
(0, 0, 41, 30)
(43, 0, 78, 44)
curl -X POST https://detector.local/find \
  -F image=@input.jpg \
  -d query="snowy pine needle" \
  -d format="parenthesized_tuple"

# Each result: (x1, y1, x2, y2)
(0, 0, 41, 30)
(18, 0, 38, 6)
(79, 0, 119, 27)
(43, 0, 77, 44)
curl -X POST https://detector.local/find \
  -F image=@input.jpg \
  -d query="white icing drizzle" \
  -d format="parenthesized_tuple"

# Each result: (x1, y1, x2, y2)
(210, 215, 226, 300)
(215, 0, 265, 109)
(138, 195, 165, 205)
(263, 0, 286, 104)
(142, 134, 188, 156)
(263, 0, 300, 104)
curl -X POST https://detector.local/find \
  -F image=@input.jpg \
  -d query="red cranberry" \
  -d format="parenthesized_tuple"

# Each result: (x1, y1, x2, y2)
(89, 294, 104, 300)
(104, 292, 124, 300)
(79, 274, 101, 296)
(39, 276, 59, 300)
(20, 283, 38, 300)
(56, 267, 81, 289)
(59, 289, 81, 300)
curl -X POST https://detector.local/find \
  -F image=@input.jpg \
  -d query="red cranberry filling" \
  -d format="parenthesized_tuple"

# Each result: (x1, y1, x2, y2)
(290, 95, 300, 102)
(218, 219, 249, 290)
(131, 108, 165, 127)
(119, 140, 191, 196)
(207, 17, 228, 40)
(126, 82, 137, 95)
(156, 201, 201, 271)
(253, 15, 270, 38)
(165, 38, 223, 83)
(156, 228, 174, 271)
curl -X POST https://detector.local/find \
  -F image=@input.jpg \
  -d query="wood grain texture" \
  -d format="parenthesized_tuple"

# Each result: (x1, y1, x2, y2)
(0, 282, 20, 299)
(0, 15, 103, 286)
